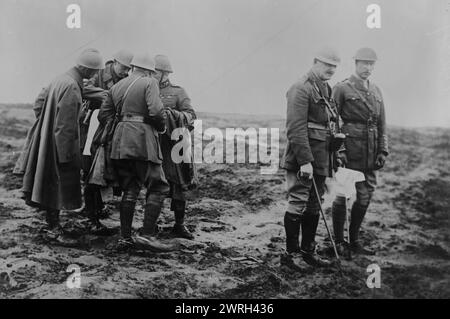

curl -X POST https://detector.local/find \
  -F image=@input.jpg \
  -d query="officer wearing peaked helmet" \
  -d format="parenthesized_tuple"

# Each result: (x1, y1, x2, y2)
(79, 49, 134, 235)
(98, 52, 172, 252)
(331, 48, 388, 256)
(281, 47, 343, 270)
(14, 48, 104, 246)
(152, 54, 198, 240)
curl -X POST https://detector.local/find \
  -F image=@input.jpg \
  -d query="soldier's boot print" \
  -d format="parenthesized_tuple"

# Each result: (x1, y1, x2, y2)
(171, 199, 194, 240)
(349, 202, 375, 256)
(116, 237, 135, 252)
(300, 214, 332, 267)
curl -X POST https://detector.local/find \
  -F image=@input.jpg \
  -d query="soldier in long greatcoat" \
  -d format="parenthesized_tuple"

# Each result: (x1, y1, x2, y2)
(153, 55, 197, 240)
(14, 49, 104, 245)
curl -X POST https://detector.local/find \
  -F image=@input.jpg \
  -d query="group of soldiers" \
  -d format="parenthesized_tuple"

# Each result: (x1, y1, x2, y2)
(14, 45, 388, 270)
(14, 49, 197, 251)
(281, 46, 388, 269)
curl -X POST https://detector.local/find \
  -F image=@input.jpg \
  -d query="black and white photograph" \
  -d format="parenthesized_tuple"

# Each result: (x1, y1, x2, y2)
(0, 0, 449, 303)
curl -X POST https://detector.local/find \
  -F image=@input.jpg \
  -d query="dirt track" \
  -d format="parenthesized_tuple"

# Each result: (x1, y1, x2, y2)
(0, 104, 449, 298)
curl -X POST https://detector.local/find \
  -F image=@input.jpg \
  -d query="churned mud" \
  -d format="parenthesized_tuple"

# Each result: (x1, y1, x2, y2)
(0, 105, 449, 298)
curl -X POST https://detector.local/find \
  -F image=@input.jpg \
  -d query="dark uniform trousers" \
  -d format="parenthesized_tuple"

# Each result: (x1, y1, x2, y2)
(282, 71, 337, 218)
(113, 159, 169, 204)
(355, 171, 377, 207)
(286, 172, 326, 217)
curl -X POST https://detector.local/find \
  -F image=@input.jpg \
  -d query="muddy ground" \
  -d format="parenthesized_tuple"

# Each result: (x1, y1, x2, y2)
(0, 104, 449, 299)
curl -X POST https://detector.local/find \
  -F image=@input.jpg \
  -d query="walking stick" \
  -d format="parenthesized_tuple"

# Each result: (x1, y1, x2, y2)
(345, 197, 351, 243)
(311, 176, 341, 262)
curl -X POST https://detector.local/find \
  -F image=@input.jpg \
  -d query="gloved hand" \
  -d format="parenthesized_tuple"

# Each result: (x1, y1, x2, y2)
(375, 153, 386, 169)
(165, 107, 180, 121)
(297, 162, 313, 180)
(336, 152, 347, 167)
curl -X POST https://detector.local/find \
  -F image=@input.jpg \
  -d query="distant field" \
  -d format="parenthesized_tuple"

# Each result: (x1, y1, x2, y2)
(0, 102, 449, 298)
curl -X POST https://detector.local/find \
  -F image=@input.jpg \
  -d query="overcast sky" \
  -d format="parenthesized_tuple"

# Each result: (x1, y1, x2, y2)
(1, 0, 449, 127)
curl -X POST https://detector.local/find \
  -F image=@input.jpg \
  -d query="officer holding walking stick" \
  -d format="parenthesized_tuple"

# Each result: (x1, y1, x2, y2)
(281, 47, 344, 270)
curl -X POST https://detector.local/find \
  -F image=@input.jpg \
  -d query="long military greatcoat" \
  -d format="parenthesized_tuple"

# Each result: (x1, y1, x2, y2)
(159, 80, 197, 190)
(14, 67, 84, 210)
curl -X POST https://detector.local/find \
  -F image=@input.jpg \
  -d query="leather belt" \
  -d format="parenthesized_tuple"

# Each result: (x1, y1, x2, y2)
(344, 119, 377, 126)
(307, 122, 329, 130)
(119, 114, 149, 124)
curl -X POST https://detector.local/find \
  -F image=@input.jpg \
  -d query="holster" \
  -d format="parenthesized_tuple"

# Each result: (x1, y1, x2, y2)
(329, 133, 346, 152)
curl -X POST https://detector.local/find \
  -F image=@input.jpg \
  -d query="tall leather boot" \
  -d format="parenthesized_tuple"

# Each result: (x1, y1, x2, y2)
(45, 209, 78, 247)
(172, 199, 194, 240)
(284, 212, 301, 253)
(45, 209, 60, 230)
(116, 200, 136, 252)
(349, 202, 375, 255)
(300, 213, 331, 267)
(280, 212, 311, 271)
(332, 196, 351, 258)
(142, 202, 161, 236)
(332, 196, 347, 244)
(136, 199, 174, 252)
(119, 200, 135, 240)
(85, 185, 114, 236)
(93, 187, 109, 219)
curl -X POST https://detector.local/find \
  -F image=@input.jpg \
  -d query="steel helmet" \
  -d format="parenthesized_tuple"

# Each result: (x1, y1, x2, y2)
(130, 53, 155, 71)
(154, 54, 173, 73)
(354, 47, 378, 61)
(113, 49, 134, 68)
(76, 48, 103, 70)
(315, 47, 341, 66)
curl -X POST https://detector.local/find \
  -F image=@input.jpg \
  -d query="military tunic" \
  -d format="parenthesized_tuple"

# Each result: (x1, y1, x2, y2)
(158, 80, 197, 205)
(98, 71, 169, 195)
(332, 74, 388, 206)
(281, 71, 339, 216)
(332, 74, 388, 171)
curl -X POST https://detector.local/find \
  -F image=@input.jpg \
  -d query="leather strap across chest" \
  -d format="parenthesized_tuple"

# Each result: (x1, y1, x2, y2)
(346, 81, 377, 116)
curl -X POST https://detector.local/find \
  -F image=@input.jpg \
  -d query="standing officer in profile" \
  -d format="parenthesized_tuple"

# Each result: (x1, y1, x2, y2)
(98, 53, 171, 251)
(153, 54, 197, 240)
(79, 49, 134, 234)
(281, 47, 342, 269)
(331, 48, 388, 256)
(14, 48, 104, 245)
